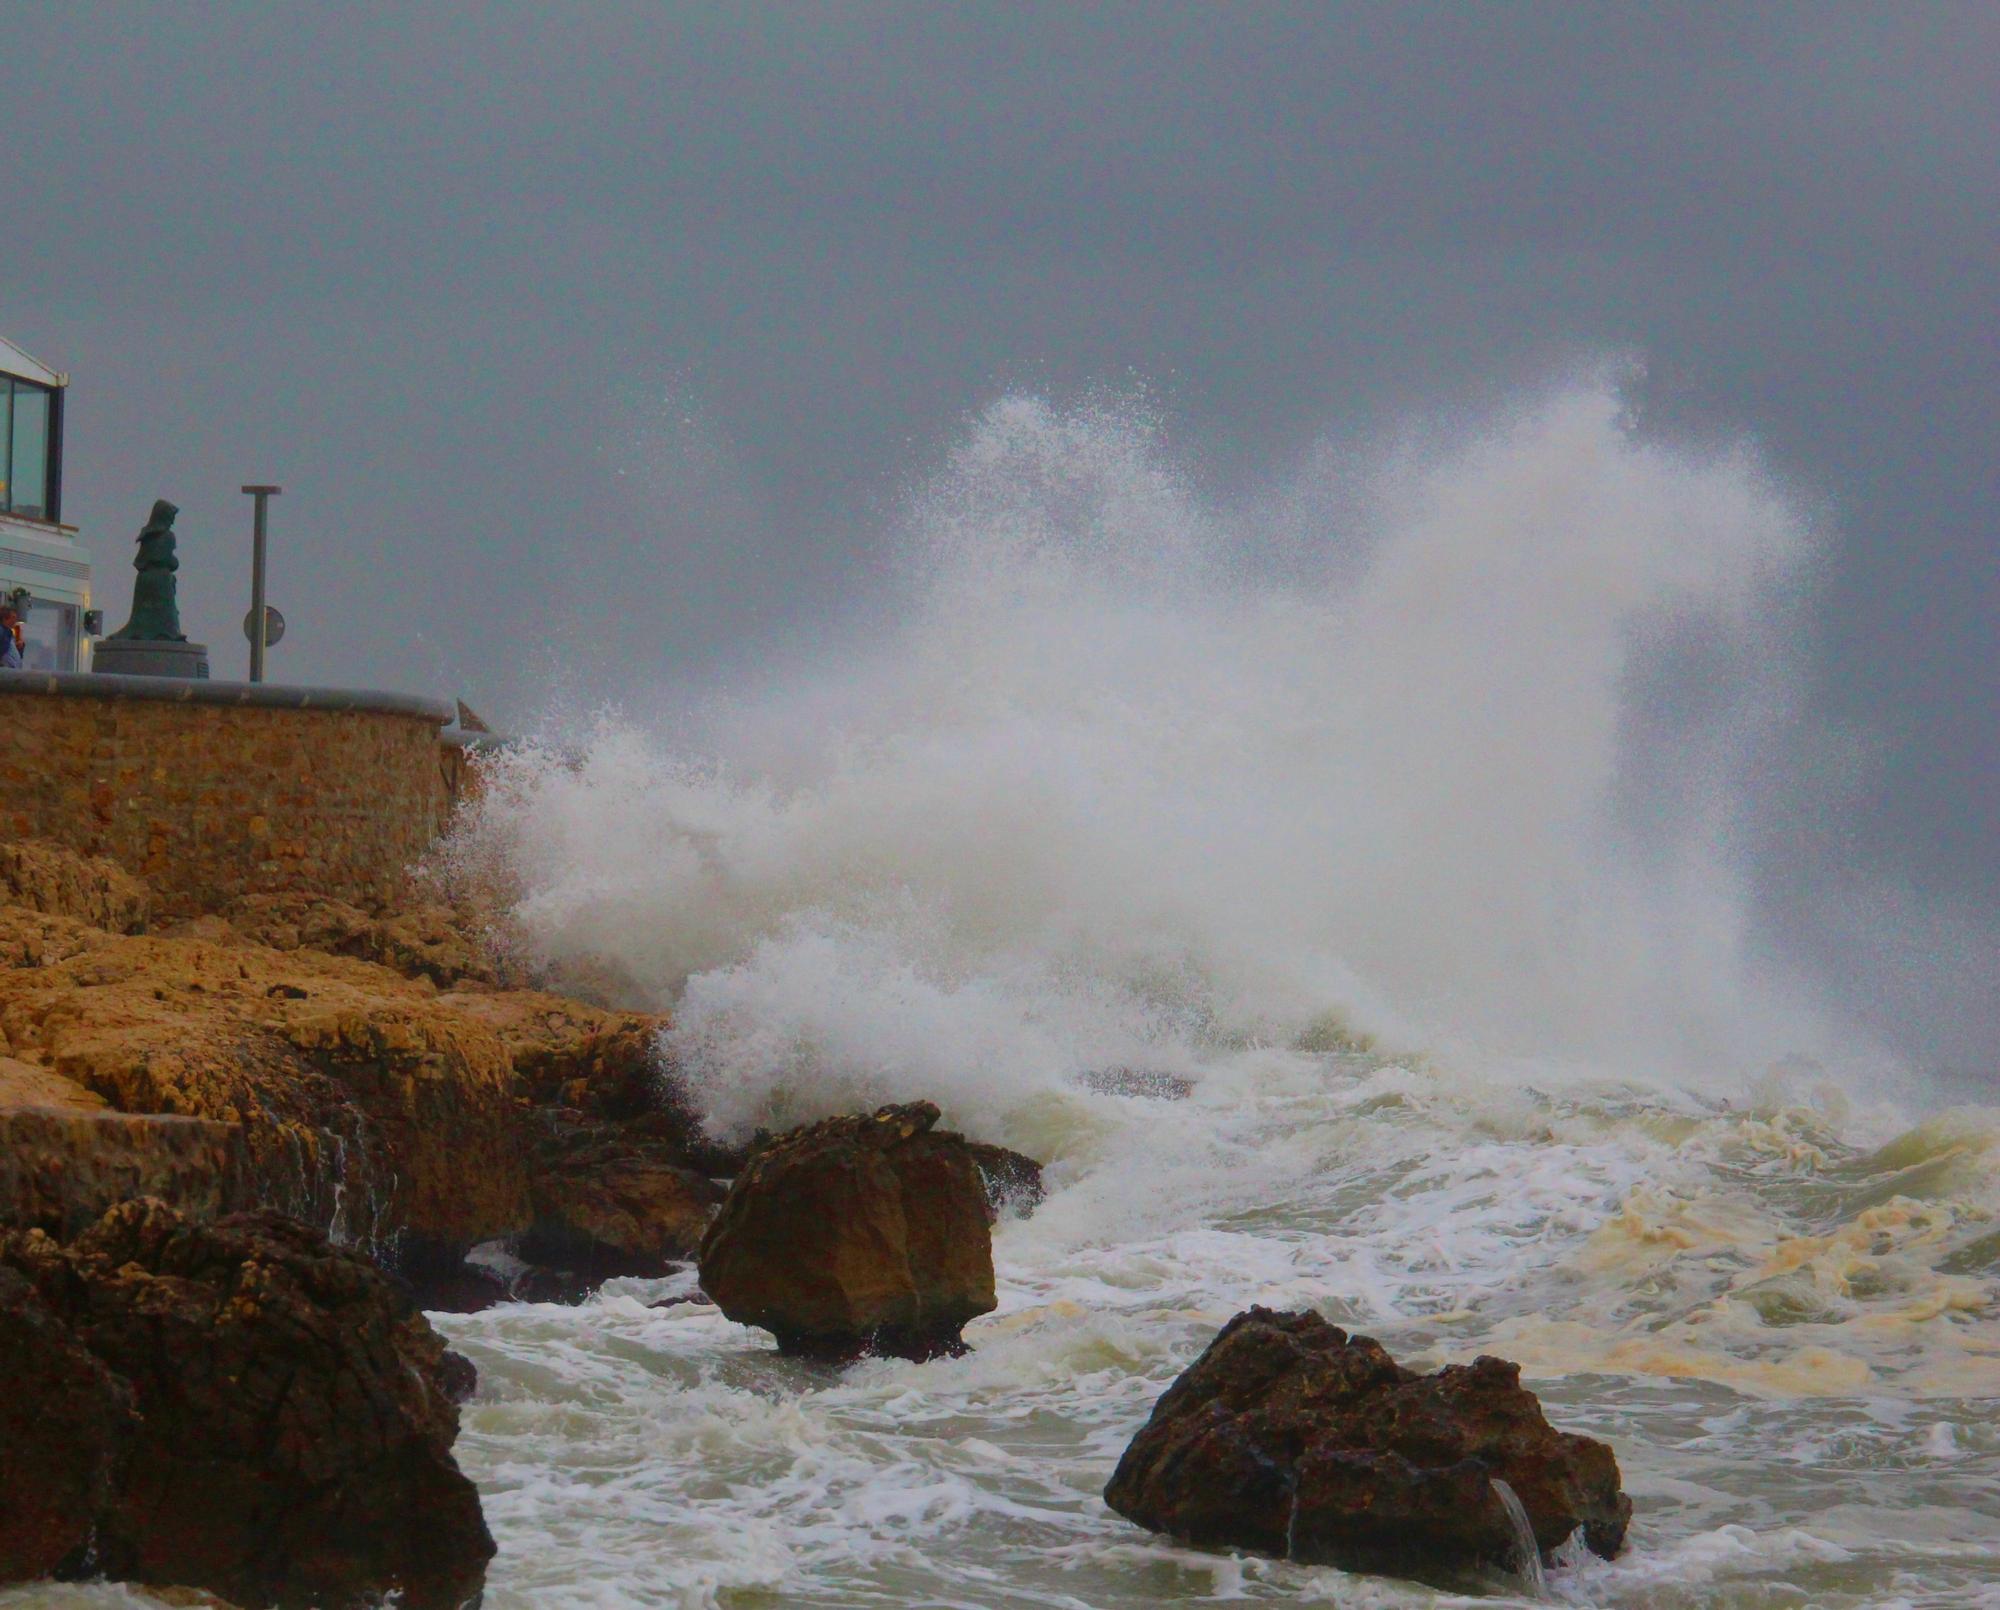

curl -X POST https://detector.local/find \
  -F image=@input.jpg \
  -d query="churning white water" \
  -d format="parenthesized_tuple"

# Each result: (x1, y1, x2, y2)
(17, 382, 1998, 1608)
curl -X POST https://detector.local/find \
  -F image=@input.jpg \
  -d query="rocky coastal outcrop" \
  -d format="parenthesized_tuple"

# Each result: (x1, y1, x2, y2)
(0, 1199, 493, 1609)
(699, 1101, 999, 1358)
(0, 841, 1042, 1331)
(1104, 1307, 1631, 1579)
(0, 920, 533, 1256)
(965, 1139, 1046, 1220)
(0, 849, 738, 1302)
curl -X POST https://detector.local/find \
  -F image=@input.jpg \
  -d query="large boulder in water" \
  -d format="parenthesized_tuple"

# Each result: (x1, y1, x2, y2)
(698, 1101, 997, 1359)
(1105, 1307, 1630, 1579)
(0, 1199, 494, 1609)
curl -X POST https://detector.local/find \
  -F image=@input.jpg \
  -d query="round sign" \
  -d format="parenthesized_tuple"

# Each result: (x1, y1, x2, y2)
(243, 605, 285, 646)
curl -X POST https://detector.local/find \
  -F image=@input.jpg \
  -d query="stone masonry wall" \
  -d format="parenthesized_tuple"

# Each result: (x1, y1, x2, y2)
(1, 691, 449, 919)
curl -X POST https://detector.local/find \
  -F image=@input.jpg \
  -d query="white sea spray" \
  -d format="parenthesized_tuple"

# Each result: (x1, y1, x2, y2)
(275, 381, 2000, 1608)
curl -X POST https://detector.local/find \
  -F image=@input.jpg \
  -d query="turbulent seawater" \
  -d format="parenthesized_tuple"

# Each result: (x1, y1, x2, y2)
(17, 382, 1997, 1607)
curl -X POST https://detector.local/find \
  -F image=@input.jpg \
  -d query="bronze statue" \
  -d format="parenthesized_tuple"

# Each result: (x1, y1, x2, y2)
(108, 499, 186, 642)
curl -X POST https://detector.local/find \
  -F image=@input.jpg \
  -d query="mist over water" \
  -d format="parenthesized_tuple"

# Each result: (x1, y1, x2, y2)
(457, 377, 1873, 1141)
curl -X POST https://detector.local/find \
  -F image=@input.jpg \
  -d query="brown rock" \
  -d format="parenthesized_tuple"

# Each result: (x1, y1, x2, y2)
(440, 986, 745, 1174)
(521, 1117, 725, 1284)
(0, 928, 533, 1257)
(222, 892, 502, 989)
(0, 1199, 493, 1609)
(278, 1000, 530, 1254)
(0, 1053, 106, 1111)
(0, 840, 150, 934)
(0, 1105, 245, 1239)
(1104, 1307, 1631, 1580)
(698, 1101, 997, 1359)
(0, 1264, 136, 1580)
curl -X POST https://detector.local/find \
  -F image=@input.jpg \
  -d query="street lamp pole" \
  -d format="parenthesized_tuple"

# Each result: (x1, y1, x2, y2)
(241, 484, 281, 682)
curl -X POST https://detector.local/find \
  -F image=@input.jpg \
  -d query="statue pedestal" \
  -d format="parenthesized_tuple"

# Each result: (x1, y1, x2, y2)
(92, 639, 210, 679)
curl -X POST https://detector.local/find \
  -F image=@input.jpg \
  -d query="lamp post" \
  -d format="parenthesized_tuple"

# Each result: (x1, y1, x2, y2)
(241, 484, 281, 682)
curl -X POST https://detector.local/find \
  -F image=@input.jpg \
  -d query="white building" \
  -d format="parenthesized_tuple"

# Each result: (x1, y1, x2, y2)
(1, 332, 93, 670)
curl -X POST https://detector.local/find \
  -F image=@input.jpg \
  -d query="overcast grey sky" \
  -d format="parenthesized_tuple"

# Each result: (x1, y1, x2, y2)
(8, 4, 1996, 990)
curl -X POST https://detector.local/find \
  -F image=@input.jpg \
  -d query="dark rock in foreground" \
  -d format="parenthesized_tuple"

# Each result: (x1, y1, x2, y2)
(699, 1101, 997, 1359)
(1104, 1307, 1630, 1580)
(0, 1264, 134, 1579)
(0, 1199, 493, 1610)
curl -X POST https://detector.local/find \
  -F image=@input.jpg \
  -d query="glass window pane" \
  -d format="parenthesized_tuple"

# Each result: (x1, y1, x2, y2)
(0, 381, 12, 510)
(10, 384, 48, 520)
(21, 599, 77, 671)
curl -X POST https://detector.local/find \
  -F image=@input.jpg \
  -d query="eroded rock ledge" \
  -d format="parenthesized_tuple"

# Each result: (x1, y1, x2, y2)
(0, 843, 736, 1301)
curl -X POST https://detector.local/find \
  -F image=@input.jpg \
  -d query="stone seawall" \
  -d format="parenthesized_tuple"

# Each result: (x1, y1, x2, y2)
(0, 673, 454, 918)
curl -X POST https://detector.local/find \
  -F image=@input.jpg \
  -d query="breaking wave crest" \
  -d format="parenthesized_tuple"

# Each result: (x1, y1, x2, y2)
(447, 376, 1866, 1145)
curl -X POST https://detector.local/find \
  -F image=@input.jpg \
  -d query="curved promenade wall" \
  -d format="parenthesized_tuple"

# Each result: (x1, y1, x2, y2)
(0, 672, 455, 918)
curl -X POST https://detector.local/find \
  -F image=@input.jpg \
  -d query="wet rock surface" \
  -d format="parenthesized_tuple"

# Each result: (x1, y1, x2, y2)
(966, 1139, 1046, 1220)
(0, 861, 731, 1298)
(521, 1114, 726, 1282)
(0, 1263, 136, 1580)
(0, 1103, 246, 1239)
(0, 920, 534, 1255)
(699, 1101, 998, 1359)
(1104, 1306, 1631, 1579)
(0, 1199, 493, 1609)
(219, 892, 505, 989)
(0, 846, 1020, 1322)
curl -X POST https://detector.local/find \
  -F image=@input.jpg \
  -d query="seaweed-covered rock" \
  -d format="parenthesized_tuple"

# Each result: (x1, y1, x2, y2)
(1104, 1307, 1630, 1578)
(699, 1101, 996, 1359)
(0, 1200, 494, 1609)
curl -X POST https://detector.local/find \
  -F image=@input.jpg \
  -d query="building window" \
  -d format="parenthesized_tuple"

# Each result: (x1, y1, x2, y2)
(20, 598, 77, 671)
(1, 377, 59, 522)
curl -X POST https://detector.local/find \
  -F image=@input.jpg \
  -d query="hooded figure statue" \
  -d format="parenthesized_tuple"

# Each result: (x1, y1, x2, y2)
(108, 499, 186, 642)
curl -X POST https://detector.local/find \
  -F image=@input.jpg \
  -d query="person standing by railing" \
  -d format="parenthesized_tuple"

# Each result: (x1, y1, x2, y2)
(0, 606, 23, 669)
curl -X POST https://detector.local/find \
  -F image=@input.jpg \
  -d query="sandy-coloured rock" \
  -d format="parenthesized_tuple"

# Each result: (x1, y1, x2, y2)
(0, 1199, 493, 1609)
(222, 891, 503, 989)
(0, 840, 150, 934)
(1104, 1307, 1631, 1579)
(0, 849, 732, 1300)
(0, 924, 532, 1255)
(699, 1101, 998, 1359)
(0, 1104, 244, 1239)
